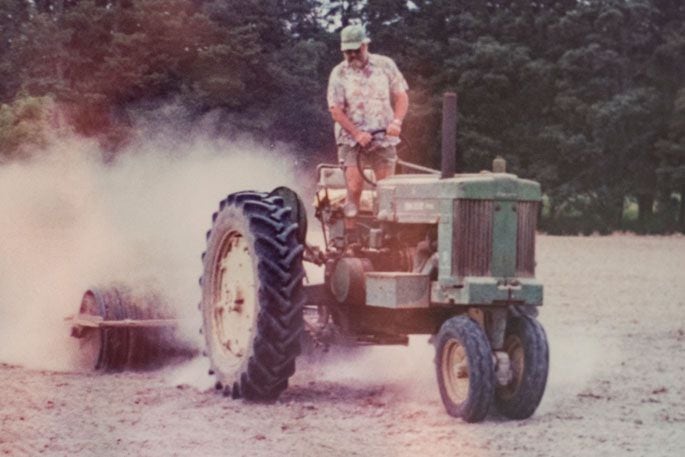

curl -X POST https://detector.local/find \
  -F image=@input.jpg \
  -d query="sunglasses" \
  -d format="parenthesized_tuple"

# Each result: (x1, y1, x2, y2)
(343, 49, 361, 56)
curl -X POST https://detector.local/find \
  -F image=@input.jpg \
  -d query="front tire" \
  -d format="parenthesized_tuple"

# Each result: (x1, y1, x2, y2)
(435, 316, 494, 422)
(494, 315, 549, 419)
(200, 191, 305, 401)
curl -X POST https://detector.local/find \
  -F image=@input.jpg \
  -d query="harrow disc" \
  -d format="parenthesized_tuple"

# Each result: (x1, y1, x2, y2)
(69, 285, 193, 371)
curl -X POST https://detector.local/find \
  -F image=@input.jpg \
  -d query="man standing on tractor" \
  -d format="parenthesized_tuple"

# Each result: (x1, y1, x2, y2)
(327, 24, 409, 219)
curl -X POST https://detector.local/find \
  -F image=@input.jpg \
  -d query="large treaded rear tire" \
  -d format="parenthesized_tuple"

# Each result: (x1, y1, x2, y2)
(494, 315, 549, 419)
(435, 315, 494, 422)
(200, 191, 305, 401)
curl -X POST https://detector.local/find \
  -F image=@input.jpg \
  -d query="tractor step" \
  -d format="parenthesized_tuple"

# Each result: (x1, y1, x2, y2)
(365, 272, 430, 309)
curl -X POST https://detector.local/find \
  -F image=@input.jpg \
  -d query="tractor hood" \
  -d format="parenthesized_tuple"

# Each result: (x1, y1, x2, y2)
(375, 172, 542, 223)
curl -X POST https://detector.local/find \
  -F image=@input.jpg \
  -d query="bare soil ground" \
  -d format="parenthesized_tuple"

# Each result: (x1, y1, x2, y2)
(1, 235, 684, 457)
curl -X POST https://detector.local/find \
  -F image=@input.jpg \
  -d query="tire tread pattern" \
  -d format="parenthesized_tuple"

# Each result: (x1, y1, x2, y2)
(201, 191, 305, 402)
(435, 315, 495, 422)
(495, 315, 549, 419)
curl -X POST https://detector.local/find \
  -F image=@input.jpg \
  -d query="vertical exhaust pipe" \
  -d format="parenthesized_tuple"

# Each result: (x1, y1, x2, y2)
(441, 92, 458, 179)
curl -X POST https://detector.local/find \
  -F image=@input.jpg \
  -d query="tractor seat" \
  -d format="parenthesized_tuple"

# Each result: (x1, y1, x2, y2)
(316, 166, 376, 213)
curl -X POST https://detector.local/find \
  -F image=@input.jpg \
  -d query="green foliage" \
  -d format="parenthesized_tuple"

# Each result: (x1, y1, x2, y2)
(0, 95, 60, 161)
(0, 0, 683, 233)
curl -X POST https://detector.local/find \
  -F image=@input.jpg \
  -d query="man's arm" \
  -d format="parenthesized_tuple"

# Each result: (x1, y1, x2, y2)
(329, 105, 372, 147)
(393, 90, 409, 122)
(328, 65, 373, 147)
(386, 90, 409, 137)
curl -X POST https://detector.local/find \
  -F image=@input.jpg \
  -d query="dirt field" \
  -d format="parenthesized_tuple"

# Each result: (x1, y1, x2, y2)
(1, 234, 684, 457)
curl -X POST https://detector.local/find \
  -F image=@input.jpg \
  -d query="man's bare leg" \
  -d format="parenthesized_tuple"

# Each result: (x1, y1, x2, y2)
(344, 155, 396, 238)
(373, 161, 396, 181)
(346, 160, 395, 216)
(344, 165, 364, 221)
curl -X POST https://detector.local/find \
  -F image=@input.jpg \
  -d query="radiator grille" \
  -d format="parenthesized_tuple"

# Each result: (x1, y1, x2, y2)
(516, 201, 538, 277)
(453, 199, 538, 278)
(453, 200, 493, 276)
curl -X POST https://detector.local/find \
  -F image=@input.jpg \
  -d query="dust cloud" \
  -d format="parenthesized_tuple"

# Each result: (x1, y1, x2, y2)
(0, 130, 308, 372)
(0, 126, 611, 412)
(309, 336, 440, 403)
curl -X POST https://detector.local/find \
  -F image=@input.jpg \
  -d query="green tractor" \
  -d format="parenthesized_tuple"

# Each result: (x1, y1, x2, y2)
(199, 93, 549, 422)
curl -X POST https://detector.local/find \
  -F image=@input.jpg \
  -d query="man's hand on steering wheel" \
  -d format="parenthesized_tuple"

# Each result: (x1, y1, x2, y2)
(353, 131, 373, 148)
(386, 118, 402, 137)
(354, 125, 398, 149)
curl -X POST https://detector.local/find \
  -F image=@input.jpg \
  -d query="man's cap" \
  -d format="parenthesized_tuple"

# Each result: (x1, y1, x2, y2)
(340, 25, 370, 51)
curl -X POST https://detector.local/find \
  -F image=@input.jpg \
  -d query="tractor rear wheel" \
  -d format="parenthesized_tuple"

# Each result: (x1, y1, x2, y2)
(494, 315, 549, 419)
(200, 191, 305, 401)
(435, 315, 494, 422)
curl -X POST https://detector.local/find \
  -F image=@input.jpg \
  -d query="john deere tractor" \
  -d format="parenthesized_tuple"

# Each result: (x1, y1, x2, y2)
(198, 93, 549, 422)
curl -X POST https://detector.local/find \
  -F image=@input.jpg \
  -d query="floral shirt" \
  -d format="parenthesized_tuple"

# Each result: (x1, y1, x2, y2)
(327, 53, 409, 147)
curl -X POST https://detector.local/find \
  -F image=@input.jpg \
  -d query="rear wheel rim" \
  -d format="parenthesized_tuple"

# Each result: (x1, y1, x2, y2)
(212, 232, 257, 365)
(441, 339, 470, 405)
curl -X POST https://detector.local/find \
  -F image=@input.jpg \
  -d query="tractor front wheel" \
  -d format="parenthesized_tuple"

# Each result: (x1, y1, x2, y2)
(435, 315, 494, 422)
(494, 315, 549, 419)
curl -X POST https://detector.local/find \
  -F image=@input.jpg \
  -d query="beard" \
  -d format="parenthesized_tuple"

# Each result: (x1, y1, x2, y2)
(348, 55, 367, 69)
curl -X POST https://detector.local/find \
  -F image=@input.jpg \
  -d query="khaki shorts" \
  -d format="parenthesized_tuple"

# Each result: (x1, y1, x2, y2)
(337, 144, 397, 170)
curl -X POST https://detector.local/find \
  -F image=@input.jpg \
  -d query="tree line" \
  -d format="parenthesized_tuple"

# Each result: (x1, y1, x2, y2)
(1, 0, 683, 234)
